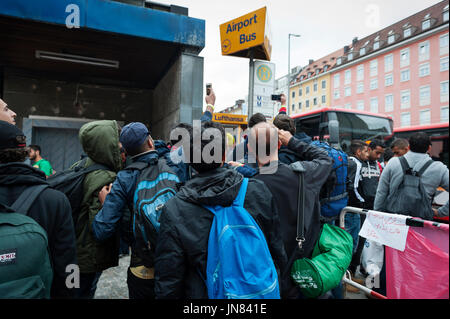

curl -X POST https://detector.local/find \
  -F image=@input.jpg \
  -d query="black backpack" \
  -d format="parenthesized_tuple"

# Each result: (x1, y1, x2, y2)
(127, 157, 180, 268)
(386, 157, 435, 220)
(47, 158, 109, 226)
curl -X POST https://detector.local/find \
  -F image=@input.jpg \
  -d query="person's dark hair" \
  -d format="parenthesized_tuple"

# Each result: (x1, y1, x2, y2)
(390, 138, 409, 150)
(409, 132, 431, 153)
(188, 121, 225, 173)
(0, 148, 28, 164)
(350, 140, 368, 156)
(28, 144, 41, 153)
(368, 139, 386, 150)
(383, 147, 394, 162)
(248, 113, 266, 129)
(273, 114, 296, 135)
(170, 122, 193, 146)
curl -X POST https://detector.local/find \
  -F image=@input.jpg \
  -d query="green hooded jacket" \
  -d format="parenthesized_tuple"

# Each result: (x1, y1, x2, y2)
(74, 120, 123, 274)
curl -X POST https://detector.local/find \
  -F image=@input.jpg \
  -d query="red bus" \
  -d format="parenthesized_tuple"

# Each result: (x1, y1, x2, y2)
(390, 122, 449, 168)
(291, 107, 394, 153)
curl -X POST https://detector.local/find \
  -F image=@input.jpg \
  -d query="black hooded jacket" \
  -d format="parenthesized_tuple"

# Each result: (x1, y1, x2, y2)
(0, 163, 77, 298)
(154, 167, 288, 299)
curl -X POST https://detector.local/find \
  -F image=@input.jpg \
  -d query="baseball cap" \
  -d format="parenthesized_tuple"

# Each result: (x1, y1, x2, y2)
(120, 122, 150, 152)
(0, 120, 26, 150)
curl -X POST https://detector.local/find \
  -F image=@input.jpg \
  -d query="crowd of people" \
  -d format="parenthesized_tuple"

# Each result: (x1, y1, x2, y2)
(0, 88, 448, 299)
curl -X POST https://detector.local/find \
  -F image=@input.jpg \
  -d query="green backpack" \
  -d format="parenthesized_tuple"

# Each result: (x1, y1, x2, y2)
(289, 162, 353, 299)
(0, 185, 53, 299)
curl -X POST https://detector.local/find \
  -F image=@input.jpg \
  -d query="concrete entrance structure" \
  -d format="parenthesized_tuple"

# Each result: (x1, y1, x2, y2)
(0, 0, 205, 170)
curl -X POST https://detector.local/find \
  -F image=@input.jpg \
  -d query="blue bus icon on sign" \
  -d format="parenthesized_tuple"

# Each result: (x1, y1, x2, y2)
(256, 65, 272, 83)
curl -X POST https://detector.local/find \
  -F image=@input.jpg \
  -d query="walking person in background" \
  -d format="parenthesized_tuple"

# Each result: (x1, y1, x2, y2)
(0, 98, 17, 125)
(28, 145, 55, 177)
(390, 138, 409, 158)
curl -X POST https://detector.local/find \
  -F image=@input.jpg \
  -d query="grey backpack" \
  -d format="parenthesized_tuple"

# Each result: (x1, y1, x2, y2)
(386, 156, 434, 220)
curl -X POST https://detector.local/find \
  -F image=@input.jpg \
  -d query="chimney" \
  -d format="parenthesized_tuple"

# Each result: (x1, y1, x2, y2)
(344, 45, 350, 54)
(352, 37, 358, 45)
(309, 59, 314, 65)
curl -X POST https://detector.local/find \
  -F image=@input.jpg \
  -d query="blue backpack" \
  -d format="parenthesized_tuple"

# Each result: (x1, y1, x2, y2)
(203, 178, 280, 299)
(310, 141, 348, 218)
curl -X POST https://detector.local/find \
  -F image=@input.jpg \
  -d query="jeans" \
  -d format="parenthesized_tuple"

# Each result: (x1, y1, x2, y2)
(75, 272, 102, 299)
(344, 213, 361, 254)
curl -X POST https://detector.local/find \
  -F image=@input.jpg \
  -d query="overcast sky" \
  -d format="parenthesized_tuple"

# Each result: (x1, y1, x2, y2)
(158, 0, 443, 112)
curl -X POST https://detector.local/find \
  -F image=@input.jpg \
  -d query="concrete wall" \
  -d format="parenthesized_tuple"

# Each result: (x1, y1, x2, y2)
(151, 52, 203, 141)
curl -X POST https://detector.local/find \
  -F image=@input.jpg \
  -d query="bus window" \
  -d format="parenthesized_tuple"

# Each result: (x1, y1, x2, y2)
(296, 115, 321, 140)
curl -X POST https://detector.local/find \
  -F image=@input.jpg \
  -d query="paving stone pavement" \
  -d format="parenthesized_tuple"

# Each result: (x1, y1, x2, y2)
(95, 255, 130, 299)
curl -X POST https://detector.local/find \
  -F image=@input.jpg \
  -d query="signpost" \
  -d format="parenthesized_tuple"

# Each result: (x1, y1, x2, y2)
(220, 7, 272, 119)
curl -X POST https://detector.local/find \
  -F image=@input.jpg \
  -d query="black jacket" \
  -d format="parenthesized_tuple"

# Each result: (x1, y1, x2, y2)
(254, 137, 333, 298)
(154, 167, 287, 299)
(0, 163, 77, 298)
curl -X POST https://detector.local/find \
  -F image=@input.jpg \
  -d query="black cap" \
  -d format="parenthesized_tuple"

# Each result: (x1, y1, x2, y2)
(0, 120, 27, 150)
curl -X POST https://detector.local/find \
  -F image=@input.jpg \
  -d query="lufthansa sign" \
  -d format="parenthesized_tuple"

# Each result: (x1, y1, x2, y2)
(219, 7, 272, 61)
(212, 113, 248, 125)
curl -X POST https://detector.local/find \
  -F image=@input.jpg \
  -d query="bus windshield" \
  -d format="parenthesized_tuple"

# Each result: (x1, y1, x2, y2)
(334, 111, 393, 151)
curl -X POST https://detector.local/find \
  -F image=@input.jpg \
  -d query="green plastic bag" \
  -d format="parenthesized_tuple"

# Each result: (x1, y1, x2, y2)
(291, 223, 353, 298)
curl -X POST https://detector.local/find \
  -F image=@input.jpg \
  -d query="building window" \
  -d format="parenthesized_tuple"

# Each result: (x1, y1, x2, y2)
(357, 100, 364, 111)
(337, 57, 342, 65)
(419, 41, 430, 61)
(370, 97, 378, 113)
(313, 97, 318, 106)
(419, 85, 431, 106)
(306, 100, 310, 108)
(299, 87, 302, 96)
(385, 54, 394, 72)
(370, 59, 378, 77)
(401, 112, 411, 127)
(441, 56, 449, 71)
(420, 109, 431, 125)
(344, 86, 351, 97)
(422, 19, 431, 30)
(345, 103, 352, 109)
(419, 63, 430, 77)
(348, 53, 354, 61)
(373, 41, 380, 50)
(370, 78, 378, 90)
(441, 106, 449, 122)
(321, 80, 326, 89)
(400, 69, 410, 82)
(388, 34, 395, 44)
(322, 95, 326, 104)
(299, 102, 302, 111)
(357, 65, 364, 81)
(401, 90, 411, 109)
(444, 9, 449, 22)
(357, 82, 364, 94)
(292, 104, 295, 111)
(441, 81, 449, 102)
(315, 69, 320, 75)
(313, 82, 318, 92)
(360, 47, 366, 56)
(292, 91, 295, 98)
(344, 70, 351, 84)
(306, 86, 310, 94)
(385, 94, 394, 112)
(334, 74, 340, 88)
(404, 28, 412, 38)
(385, 73, 394, 86)
(400, 48, 410, 67)
(334, 89, 340, 99)
(324, 65, 329, 72)
(440, 33, 449, 55)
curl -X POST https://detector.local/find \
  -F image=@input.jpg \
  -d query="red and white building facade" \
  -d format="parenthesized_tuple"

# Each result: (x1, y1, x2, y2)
(330, 1, 449, 129)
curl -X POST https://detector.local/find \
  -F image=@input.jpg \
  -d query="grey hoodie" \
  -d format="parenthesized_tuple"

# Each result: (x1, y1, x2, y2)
(374, 151, 449, 217)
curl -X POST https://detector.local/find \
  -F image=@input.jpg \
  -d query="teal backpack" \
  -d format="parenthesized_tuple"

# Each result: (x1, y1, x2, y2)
(0, 185, 53, 299)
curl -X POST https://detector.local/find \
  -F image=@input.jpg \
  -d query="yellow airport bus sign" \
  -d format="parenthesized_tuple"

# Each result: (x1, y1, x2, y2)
(219, 7, 272, 61)
(212, 113, 248, 125)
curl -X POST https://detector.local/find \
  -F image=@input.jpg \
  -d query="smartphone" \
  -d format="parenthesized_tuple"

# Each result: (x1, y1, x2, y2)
(206, 83, 212, 96)
(271, 94, 282, 101)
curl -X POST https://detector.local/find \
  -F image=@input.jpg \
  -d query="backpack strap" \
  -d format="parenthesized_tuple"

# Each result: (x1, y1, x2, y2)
(290, 162, 306, 251)
(11, 184, 49, 215)
(233, 178, 249, 207)
(417, 159, 434, 177)
(398, 156, 411, 174)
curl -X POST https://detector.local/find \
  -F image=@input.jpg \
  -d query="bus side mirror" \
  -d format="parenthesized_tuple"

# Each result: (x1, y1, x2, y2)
(328, 120, 340, 146)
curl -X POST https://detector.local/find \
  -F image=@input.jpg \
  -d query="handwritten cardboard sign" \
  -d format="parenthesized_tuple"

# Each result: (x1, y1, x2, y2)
(359, 211, 410, 251)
